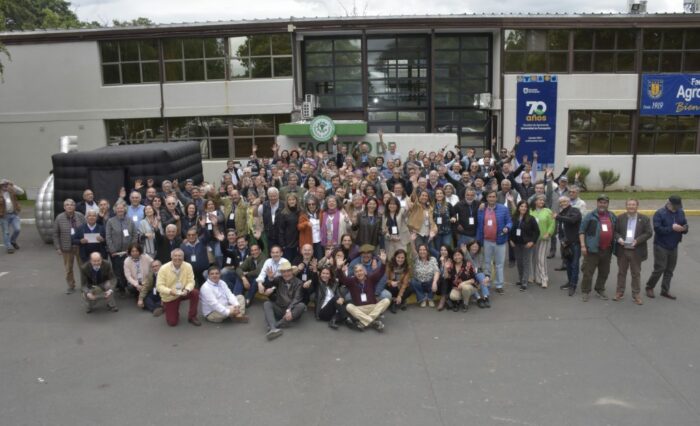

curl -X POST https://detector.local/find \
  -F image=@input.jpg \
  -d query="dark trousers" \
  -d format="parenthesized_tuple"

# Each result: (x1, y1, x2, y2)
(564, 243, 581, 287)
(283, 247, 299, 264)
(645, 245, 678, 294)
(111, 254, 127, 290)
(580, 247, 612, 294)
(263, 301, 304, 330)
(144, 291, 162, 312)
(317, 297, 347, 322)
(616, 248, 643, 296)
(313, 243, 324, 260)
(387, 284, 413, 305)
(163, 289, 200, 326)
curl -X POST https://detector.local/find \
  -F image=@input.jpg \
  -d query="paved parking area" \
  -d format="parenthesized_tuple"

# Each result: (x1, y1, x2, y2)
(1, 220, 699, 426)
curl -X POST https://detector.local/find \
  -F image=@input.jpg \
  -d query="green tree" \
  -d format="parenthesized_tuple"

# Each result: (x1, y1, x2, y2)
(112, 17, 155, 27)
(1, 0, 86, 31)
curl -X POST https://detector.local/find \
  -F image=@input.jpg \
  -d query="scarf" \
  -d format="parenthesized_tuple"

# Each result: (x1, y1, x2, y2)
(321, 209, 340, 247)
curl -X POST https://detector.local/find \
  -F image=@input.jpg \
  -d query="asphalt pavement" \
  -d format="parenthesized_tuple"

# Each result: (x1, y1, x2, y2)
(1, 221, 699, 426)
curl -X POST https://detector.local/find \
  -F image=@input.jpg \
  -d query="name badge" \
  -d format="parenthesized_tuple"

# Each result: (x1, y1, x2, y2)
(601, 224, 609, 232)
(132, 215, 138, 222)
(190, 254, 196, 262)
(516, 229, 521, 237)
(487, 219, 493, 227)
(229, 213, 235, 221)
(302, 273, 307, 281)
(469, 217, 475, 225)
(391, 226, 398, 235)
(123, 229, 130, 237)
(626, 229, 634, 239)
(360, 293, 367, 303)
(226, 257, 232, 265)
(207, 223, 213, 231)
(437, 217, 442, 225)
(70, 228, 75, 236)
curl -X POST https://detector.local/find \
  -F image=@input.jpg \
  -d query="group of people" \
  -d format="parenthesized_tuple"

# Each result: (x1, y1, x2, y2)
(5, 132, 690, 340)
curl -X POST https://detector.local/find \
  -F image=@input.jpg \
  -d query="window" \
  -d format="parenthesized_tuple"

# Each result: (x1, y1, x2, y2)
(643, 29, 700, 72)
(367, 36, 429, 133)
(638, 116, 699, 154)
(567, 110, 633, 154)
(304, 37, 363, 110)
(163, 38, 226, 82)
(504, 29, 569, 73)
(230, 34, 292, 79)
(435, 109, 490, 149)
(434, 35, 490, 107)
(106, 118, 166, 144)
(100, 40, 160, 85)
(105, 115, 290, 159)
(572, 29, 637, 73)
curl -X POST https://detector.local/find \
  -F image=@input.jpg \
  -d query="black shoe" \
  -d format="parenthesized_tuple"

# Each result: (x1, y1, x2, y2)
(452, 301, 460, 312)
(389, 302, 398, 314)
(461, 302, 468, 312)
(496, 288, 504, 295)
(568, 286, 576, 297)
(400, 302, 408, 311)
(11, 242, 19, 250)
(515, 281, 521, 287)
(560, 283, 572, 290)
(555, 266, 567, 271)
(328, 319, 339, 329)
(345, 318, 356, 328)
(547, 254, 555, 259)
(477, 299, 485, 309)
(484, 297, 491, 308)
(508, 260, 516, 268)
(371, 320, 384, 332)
(519, 285, 527, 292)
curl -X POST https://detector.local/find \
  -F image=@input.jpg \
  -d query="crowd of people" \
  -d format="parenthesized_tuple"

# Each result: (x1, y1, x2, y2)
(2, 132, 690, 340)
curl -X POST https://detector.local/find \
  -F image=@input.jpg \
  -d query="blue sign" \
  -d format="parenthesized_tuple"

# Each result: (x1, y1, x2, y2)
(640, 74, 700, 116)
(516, 75, 558, 168)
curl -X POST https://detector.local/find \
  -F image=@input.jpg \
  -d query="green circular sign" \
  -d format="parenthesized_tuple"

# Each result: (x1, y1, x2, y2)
(309, 115, 335, 142)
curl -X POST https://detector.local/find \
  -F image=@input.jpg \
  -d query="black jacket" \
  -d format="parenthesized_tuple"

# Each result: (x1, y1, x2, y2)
(509, 214, 540, 245)
(454, 200, 479, 237)
(557, 205, 582, 245)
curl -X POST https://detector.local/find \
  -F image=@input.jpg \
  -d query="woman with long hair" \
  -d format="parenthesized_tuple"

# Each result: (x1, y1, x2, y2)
(339, 233, 359, 263)
(509, 200, 540, 291)
(180, 202, 199, 239)
(313, 265, 348, 329)
(298, 196, 324, 259)
(409, 235, 440, 308)
(442, 247, 477, 312)
(382, 196, 410, 259)
(138, 204, 161, 258)
(355, 197, 382, 249)
(278, 193, 301, 261)
(431, 188, 453, 258)
(530, 195, 556, 289)
(406, 189, 436, 251)
(386, 249, 412, 313)
(320, 196, 350, 250)
(464, 240, 491, 308)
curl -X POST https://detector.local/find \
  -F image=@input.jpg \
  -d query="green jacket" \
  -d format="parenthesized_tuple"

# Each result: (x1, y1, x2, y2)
(579, 209, 618, 254)
(529, 208, 555, 240)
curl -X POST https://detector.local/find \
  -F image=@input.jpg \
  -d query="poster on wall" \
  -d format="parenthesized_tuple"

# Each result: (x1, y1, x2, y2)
(515, 74, 558, 168)
(640, 74, 700, 116)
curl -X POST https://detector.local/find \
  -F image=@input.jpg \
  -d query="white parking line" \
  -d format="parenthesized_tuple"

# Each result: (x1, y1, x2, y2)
(0, 272, 8, 278)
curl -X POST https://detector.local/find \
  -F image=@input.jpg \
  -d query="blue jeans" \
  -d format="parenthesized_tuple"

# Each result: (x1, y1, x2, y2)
(410, 279, 434, 302)
(144, 291, 162, 312)
(475, 272, 490, 298)
(565, 244, 581, 287)
(483, 240, 506, 289)
(1, 212, 21, 249)
(374, 275, 391, 301)
(430, 233, 453, 258)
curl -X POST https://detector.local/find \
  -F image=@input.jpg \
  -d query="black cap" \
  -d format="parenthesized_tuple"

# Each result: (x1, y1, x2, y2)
(597, 194, 609, 202)
(668, 195, 683, 208)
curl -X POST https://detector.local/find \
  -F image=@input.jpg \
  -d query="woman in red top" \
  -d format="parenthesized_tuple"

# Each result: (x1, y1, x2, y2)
(443, 248, 477, 312)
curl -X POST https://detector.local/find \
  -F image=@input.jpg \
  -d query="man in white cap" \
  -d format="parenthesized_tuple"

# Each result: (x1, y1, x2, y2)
(263, 260, 305, 340)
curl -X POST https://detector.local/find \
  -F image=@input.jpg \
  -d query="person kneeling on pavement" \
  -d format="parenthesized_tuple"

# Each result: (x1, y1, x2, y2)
(79, 252, 118, 313)
(138, 259, 164, 316)
(263, 261, 305, 341)
(200, 266, 249, 324)
(337, 251, 390, 331)
(156, 248, 201, 327)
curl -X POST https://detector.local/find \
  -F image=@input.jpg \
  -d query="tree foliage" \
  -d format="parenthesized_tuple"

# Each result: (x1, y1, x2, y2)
(599, 169, 621, 191)
(112, 17, 155, 27)
(0, 0, 90, 31)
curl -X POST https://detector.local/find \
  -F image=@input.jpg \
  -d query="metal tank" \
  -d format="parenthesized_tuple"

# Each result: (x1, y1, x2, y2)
(35, 136, 78, 244)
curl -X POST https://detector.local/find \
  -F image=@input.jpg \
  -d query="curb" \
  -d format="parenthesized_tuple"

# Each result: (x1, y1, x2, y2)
(611, 210, 700, 216)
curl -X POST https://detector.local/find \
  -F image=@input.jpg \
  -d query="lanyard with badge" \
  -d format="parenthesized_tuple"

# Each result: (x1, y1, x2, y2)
(467, 203, 475, 226)
(388, 215, 399, 236)
(358, 282, 367, 303)
(173, 266, 183, 295)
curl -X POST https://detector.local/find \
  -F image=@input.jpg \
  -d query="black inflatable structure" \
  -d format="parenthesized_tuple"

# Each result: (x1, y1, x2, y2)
(51, 141, 203, 217)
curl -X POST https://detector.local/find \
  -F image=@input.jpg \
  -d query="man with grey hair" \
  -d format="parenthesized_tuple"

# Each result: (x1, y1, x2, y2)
(154, 223, 182, 264)
(53, 198, 86, 294)
(555, 185, 587, 271)
(555, 196, 582, 296)
(613, 199, 653, 305)
(257, 187, 284, 249)
(79, 252, 118, 313)
(106, 200, 136, 294)
(126, 191, 145, 225)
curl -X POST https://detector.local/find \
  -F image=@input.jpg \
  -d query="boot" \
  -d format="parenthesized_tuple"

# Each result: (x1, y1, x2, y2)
(437, 296, 446, 311)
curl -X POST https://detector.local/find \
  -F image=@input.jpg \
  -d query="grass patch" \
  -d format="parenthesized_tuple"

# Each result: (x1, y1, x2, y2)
(18, 200, 34, 210)
(579, 191, 700, 201)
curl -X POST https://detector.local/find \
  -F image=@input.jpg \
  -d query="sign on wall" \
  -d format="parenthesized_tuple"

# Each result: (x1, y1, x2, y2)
(640, 74, 700, 116)
(515, 74, 558, 167)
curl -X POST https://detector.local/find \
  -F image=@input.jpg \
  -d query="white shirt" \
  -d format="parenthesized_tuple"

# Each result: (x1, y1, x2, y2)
(255, 257, 289, 284)
(3, 192, 14, 213)
(84, 201, 99, 214)
(200, 279, 239, 317)
(309, 215, 321, 243)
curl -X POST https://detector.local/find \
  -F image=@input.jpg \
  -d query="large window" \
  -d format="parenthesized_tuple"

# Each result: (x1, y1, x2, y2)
(163, 38, 226, 82)
(367, 36, 429, 133)
(304, 37, 363, 110)
(568, 110, 634, 154)
(100, 40, 160, 84)
(504, 29, 569, 73)
(229, 34, 292, 79)
(105, 115, 289, 159)
(435, 109, 490, 149)
(642, 29, 700, 72)
(572, 29, 637, 73)
(434, 35, 490, 107)
(638, 116, 699, 154)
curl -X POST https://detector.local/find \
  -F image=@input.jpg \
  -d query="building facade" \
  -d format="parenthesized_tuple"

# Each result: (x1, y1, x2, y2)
(1, 14, 699, 196)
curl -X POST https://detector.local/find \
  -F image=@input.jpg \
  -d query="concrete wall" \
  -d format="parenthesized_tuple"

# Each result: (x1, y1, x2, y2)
(0, 41, 294, 197)
(503, 73, 700, 190)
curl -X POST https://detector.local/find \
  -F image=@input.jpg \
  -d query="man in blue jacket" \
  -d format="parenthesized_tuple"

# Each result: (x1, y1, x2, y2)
(645, 196, 688, 300)
(477, 191, 512, 294)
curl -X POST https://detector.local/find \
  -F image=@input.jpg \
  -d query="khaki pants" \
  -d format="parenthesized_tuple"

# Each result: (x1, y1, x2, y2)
(62, 247, 79, 288)
(347, 299, 390, 327)
(449, 283, 476, 302)
(581, 247, 613, 294)
(205, 295, 246, 323)
(616, 249, 642, 296)
(533, 239, 550, 286)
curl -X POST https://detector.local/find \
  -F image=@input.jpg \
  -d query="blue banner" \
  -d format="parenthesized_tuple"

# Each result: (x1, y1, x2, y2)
(516, 75, 558, 168)
(640, 74, 700, 116)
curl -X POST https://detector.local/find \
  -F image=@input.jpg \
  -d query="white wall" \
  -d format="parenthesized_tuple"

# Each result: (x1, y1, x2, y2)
(0, 41, 294, 197)
(503, 73, 700, 190)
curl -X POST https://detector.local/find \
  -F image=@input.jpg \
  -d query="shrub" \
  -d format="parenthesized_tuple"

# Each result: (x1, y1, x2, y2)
(599, 169, 621, 192)
(566, 165, 591, 191)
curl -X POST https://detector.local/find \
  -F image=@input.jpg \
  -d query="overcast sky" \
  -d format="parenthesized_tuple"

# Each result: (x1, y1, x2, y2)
(71, 0, 687, 25)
